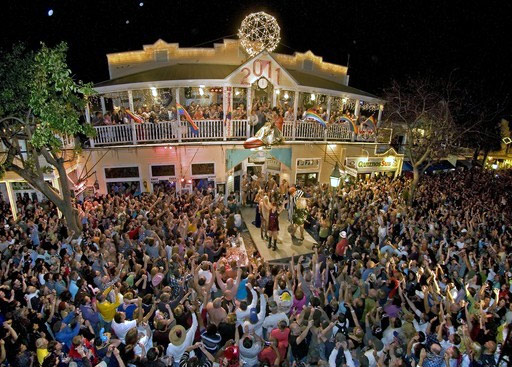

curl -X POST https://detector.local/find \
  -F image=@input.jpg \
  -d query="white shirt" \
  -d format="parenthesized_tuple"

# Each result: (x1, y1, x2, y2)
(262, 312, 289, 334)
(166, 313, 198, 363)
(239, 340, 262, 367)
(111, 319, 137, 344)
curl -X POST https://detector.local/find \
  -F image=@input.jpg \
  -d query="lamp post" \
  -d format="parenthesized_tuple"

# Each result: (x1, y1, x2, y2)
(330, 162, 342, 188)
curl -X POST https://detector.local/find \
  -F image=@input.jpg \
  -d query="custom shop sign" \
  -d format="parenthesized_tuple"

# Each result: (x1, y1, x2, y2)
(296, 158, 321, 171)
(346, 157, 399, 172)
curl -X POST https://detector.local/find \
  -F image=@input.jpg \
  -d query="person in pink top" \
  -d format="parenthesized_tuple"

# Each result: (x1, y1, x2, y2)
(291, 288, 307, 316)
(269, 320, 290, 361)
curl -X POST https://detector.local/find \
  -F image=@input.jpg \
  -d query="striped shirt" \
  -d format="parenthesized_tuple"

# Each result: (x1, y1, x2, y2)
(200, 329, 222, 353)
(179, 351, 213, 367)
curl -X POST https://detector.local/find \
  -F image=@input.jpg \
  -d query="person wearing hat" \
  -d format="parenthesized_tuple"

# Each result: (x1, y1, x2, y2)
(166, 311, 198, 367)
(243, 287, 267, 338)
(334, 231, 349, 260)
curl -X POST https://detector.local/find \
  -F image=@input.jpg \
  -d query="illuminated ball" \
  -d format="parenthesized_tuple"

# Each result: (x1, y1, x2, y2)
(238, 11, 281, 57)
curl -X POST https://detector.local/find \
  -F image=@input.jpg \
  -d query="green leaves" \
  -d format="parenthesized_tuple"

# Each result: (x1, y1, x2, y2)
(0, 42, 96, 153)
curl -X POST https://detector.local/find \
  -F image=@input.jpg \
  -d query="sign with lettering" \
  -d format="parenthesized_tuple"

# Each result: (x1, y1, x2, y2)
(346, 157, 399, 172)
(228, 54, 296, 89)
(266, 157, 281, 171)
(296, 158, 321, 171)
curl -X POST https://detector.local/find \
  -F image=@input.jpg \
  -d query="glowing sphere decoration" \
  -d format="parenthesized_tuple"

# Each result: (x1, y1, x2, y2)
(238, 12, 281, 56)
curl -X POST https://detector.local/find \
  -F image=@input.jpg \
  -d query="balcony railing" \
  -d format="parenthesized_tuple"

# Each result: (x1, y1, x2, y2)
(90, 120, 391, 147)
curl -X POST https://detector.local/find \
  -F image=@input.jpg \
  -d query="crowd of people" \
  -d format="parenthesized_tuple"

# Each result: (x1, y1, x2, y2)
(1, 166, 512, 367)
(90, 96, 377, 134)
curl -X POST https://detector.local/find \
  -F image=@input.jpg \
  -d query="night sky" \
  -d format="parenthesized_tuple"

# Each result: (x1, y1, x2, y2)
(2, 0, 511, 105)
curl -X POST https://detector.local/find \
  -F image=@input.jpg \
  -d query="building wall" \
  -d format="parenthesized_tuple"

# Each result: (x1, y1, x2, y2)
(82, 143, 401, 195)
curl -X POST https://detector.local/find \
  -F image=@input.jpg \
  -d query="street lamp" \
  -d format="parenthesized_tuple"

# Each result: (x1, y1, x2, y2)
(330, 162, 342, 188)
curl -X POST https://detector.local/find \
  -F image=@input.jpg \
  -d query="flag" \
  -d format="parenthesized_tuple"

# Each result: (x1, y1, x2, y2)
(125, 109, 143, 123)
(225, 108, 232, 137)
(176, 103, 199, 131)
(340, 115, 358, 134)
(305, 110, 327, 128)
(364, 116, 377, 131)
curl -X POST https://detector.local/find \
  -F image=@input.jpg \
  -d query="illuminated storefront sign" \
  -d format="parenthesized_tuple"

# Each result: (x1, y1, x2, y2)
(346, 157, 399, 172)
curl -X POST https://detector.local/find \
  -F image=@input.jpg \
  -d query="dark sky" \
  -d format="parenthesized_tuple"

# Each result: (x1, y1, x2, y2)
(2, 0, 511, 101)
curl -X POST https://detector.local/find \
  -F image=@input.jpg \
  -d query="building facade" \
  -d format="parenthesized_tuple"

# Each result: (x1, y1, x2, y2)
(1, 38, 402, 217)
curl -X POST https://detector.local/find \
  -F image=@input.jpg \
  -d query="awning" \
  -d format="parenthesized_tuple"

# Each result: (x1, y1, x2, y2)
(456, 160, 473, 169)
(402, 161, 413, 172)
(426, 160, 456, 173)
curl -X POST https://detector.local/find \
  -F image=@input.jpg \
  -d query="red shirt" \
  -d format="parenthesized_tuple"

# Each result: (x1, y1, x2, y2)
(270, 328, 290, 360)
(259, 347, 278, 365)
(335, 238, 349, 256)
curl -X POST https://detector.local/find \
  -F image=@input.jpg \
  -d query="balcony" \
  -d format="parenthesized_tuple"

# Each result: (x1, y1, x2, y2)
(90, 120, 391, 147)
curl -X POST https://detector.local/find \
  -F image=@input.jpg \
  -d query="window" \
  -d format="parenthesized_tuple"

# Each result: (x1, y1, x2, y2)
(151, 165, 175, 177)
(155, 50, 168, 62)
(303, 59, 313, 71)
(191, 163, 215, 176)
(105, 167, 140, 179)
(296, 172, 318, 187)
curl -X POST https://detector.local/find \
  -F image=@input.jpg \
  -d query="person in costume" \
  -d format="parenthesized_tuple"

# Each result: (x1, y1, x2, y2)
(291, 196, 308, 241)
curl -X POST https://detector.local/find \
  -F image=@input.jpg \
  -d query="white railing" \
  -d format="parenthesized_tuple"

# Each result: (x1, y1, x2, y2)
(90, 120, 383, 146)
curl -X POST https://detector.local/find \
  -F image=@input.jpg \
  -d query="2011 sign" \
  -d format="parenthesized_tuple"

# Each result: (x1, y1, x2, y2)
(240, 59, 281, 86)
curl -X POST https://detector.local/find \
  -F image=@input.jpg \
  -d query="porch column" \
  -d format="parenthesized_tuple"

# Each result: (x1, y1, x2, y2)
(175, 88, 182, 143)
(222, 86, 229, 141)
(128, 90, 137, 145)
(246, 87, 252, 138)
(292, 90, 299, 141)
(377, 104, 384, 126)
(354, 99, 361, 118)
(128, 90, 134, 112)
(85, 103, 91, 124)
(85, 103, 95, 148)
(326, 96, 332, 122)
(5, 181, 17, 221)
(100, 97, 106, 115)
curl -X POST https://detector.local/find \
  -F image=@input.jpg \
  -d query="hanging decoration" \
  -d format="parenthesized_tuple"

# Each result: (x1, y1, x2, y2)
(238, 12, 281, 56)
(305, 110, 327, 128)
(176, 103, 199, 131)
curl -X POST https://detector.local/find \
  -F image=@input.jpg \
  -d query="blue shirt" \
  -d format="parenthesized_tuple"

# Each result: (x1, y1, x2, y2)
(236, 278, 248, 300)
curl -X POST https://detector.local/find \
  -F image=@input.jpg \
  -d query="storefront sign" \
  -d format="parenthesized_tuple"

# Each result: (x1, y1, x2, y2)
(296, 158, 321, 171)
(346, 157, 399, 172)
(266, 157, 281, 171)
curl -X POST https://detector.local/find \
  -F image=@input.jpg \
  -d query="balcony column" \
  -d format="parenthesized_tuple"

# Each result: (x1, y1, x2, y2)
(175, 88, 182, 143)
(127, 90, 137, 145)
(85, 103, 95, 148)
(246, 87, 252, 138)
(5, 181, 17, 220)
(222, 86, 229, 141)
(326, 96, 332, 122)
(377, 104, 384, 126)
(100, 97, 106, 115)
(354, 99, 361, 118)
(292, 90, 299, 141)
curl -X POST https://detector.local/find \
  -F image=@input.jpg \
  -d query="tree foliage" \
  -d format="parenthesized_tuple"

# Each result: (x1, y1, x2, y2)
(0, 42, 95, 234)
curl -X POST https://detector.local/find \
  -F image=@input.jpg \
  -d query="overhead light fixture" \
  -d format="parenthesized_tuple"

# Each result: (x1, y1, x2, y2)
(310, 93, 316, 101)
(284, 92, 289, 99)
(199, 88, 204, 96)
(275, 89, 280, 95)
(342, 98, 348, 104)
(150, 87, 157, 97)
(329, 162, 342, 188)
(492, 164, 498, 170)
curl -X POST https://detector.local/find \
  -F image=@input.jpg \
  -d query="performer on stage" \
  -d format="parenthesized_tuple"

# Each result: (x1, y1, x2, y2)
(291, 196, 308, 241)
(267, 200, 285, 251)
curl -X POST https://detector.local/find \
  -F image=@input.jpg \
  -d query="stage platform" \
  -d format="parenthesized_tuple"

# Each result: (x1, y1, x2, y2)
(240, 207, 316, 263)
